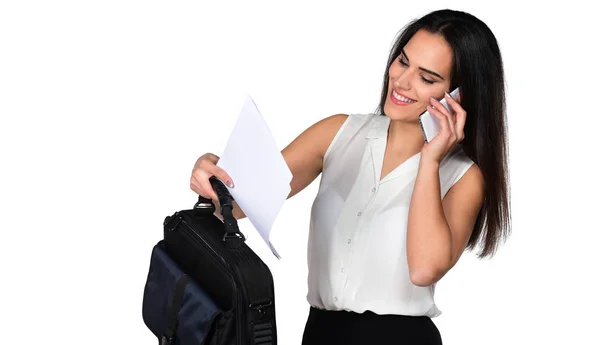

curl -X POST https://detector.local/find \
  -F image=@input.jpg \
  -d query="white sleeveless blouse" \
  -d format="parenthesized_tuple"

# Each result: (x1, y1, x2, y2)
(306, 113, 475, 318)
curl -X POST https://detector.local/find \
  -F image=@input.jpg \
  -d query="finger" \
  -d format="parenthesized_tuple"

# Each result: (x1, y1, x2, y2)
(430, 97, 451, 117)
(455, 110, 467, 142)
(191, 173, 218, 201)
(445, 93, 466, 139)
(428, 104, 453, 138)
(444, 93, 465, 117)
(197, 176, 220, 202)
(196, 160, 235, 188)
(430, 97, 457, 135)
(443, 107, 457, 139)
(211, 166, 235, 188)
(189, 183, 205, 198)
(200, 160, 234, 188)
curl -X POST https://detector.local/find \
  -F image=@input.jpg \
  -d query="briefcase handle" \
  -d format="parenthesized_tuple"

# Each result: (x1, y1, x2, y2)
(194, 176, 245, 244)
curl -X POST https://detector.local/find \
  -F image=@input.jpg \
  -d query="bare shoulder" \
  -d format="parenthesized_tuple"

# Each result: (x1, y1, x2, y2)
(311, 113, 349, 134)
(312, 113, 349, 154)
(290, 113, 349, 158)
(322, 113, 350, 124)
(281, 114, 349, 199)
(445, 161, 485, 201)
(462, 162, 485, 189)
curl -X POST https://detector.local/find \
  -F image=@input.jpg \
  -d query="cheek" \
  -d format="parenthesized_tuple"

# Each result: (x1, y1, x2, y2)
(416, 87, 445, 104)
(388, 62, 403, 80)
(413, 86, 431, 104)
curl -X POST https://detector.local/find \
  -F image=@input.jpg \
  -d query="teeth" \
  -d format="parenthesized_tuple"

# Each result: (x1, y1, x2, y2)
(392, 90, 416, 103)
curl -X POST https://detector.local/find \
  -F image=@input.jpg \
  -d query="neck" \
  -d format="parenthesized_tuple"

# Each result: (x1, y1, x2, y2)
(386, 118, 425, 156)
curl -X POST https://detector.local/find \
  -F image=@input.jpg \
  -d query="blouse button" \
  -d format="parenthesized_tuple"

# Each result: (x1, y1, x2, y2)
(371, 187, 376, 192)
(357, 212, 362, 217)
(333, 297, 338, 302)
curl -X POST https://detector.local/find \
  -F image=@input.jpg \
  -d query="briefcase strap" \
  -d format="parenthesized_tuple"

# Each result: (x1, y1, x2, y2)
(193, 176, 245, 246)
(161, 274, 192, 345)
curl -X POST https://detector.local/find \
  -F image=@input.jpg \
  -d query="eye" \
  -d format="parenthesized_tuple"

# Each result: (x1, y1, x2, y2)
(421, 77, 435, 85)
(398, 57, 408, 67)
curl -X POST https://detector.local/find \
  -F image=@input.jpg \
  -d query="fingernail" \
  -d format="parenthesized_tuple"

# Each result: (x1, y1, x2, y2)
(226, 180, 234, 188)
(444, 92, 450, 98)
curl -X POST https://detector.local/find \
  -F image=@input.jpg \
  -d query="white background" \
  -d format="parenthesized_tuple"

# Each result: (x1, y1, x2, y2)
(1, 1, 598, 344)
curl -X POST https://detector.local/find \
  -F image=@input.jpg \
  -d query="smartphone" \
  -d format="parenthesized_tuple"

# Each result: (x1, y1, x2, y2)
(419, 87, 460, 143)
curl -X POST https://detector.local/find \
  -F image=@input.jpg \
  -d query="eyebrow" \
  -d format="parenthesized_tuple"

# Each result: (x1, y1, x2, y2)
(400, 49, 445, 80)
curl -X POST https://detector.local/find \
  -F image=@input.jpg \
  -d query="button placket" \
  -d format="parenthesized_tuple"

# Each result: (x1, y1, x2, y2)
(340, 179, 376, 306)
(339, 210, 356, 306)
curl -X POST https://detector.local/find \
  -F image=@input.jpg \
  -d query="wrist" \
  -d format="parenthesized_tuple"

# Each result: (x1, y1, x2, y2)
(419, 157, 440, 171)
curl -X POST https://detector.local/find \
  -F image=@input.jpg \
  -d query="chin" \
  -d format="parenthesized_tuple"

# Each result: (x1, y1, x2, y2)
(383, 101, 421, 123)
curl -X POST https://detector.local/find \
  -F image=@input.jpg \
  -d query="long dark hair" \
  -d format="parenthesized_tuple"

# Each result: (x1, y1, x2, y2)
(376, 9, 511, 259)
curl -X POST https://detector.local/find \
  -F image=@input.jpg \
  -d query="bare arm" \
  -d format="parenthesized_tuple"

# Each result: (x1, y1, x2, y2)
(406, 160, 485, 286)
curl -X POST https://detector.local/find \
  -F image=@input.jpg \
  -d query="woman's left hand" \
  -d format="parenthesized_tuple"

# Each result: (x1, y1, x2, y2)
(420, 92, 467, 164)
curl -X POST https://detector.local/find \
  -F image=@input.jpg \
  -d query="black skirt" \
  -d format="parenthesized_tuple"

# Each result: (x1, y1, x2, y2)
(301, 307, 443, 345)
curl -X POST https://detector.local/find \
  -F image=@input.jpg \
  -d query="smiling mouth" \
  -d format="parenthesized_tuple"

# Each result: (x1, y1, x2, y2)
(391, 90, 417, 103)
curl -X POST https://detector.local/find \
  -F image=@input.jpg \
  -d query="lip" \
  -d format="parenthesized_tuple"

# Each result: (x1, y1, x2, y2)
(390, 89, 417, 106)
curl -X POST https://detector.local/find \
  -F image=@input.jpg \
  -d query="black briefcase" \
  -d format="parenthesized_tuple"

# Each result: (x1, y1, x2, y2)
(142, 177, 277, 345)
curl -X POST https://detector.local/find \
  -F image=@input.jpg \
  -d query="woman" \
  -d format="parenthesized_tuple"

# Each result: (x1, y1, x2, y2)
(190, 9, 511, 345)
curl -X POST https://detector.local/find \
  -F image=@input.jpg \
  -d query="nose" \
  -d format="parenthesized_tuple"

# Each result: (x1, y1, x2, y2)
(392, 69, 411, 90)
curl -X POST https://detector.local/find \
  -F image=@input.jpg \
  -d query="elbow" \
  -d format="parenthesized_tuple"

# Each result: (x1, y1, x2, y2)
(410, 270, 436, 287)
(409, 264, 446, 287)
(409, 254, 453, 287)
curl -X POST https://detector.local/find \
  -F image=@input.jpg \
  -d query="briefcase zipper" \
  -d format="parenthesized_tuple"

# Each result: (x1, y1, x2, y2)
(179, 219, 229, 269)
(178, 218, 248, 345)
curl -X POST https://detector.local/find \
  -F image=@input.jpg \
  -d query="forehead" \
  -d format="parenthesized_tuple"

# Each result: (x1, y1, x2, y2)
(403, 29, 453, 77)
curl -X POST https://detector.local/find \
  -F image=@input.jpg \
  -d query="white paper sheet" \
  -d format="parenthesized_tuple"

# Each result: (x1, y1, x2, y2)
(216, 95, 292, 259)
